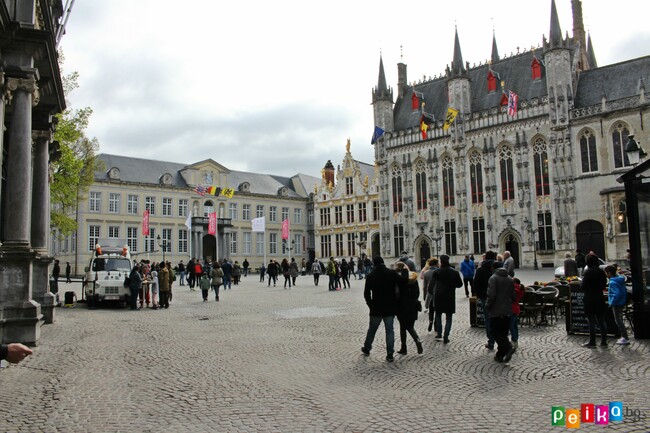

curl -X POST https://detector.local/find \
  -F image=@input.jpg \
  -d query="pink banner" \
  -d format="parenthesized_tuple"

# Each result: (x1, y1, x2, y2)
(142, 210, 150, 236)
(208, 212, 217, 235)
(281, 218, 289, 240)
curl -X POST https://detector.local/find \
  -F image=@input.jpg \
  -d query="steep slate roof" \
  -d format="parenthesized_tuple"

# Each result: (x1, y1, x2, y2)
(574, 56, 650, 107)
(96, 154, 319, 199)
(356, 160, 376, 181)
(394, 50, 547, 131)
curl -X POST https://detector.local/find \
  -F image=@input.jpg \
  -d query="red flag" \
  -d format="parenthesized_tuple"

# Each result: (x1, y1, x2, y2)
(208, 212, 217, 235)
(142, 210, 150, 236)
(411, 92, 420, 110)
(281, 218, 289, 240)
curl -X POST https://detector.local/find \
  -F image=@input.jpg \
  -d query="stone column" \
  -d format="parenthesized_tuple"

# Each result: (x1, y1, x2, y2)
(0, 73, 42, 344)
(31, 130, 56, 324)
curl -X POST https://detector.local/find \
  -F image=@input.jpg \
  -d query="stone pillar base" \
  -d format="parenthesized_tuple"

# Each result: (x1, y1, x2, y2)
(33, 257, 56, 324)
(0, 249, 43, 344)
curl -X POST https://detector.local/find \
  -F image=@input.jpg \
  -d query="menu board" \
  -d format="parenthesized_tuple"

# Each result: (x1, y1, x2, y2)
(469, 297, 486, 327)
(565, 286, 618, 336)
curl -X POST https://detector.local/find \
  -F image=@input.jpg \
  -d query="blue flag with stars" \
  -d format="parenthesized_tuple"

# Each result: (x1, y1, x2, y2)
(371, 126, 385, 144)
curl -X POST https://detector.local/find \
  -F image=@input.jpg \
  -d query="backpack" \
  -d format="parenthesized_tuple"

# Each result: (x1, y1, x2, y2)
(170, 269, 176, 282)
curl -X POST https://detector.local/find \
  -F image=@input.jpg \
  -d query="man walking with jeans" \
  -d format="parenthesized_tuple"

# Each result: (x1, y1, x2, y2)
(361, 256, 399, 362)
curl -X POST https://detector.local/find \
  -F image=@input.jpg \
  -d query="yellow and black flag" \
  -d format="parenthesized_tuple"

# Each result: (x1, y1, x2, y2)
(443, 107, 459, 131)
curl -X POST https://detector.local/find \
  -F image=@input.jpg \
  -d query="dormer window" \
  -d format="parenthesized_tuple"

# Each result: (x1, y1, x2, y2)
(238, 182, 250, 192)
(159, 173, 172, 185)
(278, 187, 288, 197)
(531, 57, 542, 80)
(487, 70, 499, 93)
(107, 167, 120, 180)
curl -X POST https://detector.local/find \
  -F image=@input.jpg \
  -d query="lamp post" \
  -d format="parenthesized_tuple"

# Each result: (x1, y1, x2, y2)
(355, 233, 367, 259)
(625, 135, 647, 166)
(157, 235, 168, 263)
(433, 226, 443, 258)
(523, 218, 539, 270)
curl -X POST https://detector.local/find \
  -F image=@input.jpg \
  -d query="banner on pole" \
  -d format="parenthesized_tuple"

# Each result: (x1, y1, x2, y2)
(142, 210, 150, 236)
(208, 212, 217, 235)
(251, 216, 266, 232)
(281, 218, 289, 240)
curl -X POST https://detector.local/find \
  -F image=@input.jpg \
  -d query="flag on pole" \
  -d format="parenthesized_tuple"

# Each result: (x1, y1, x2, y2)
(281, 218, 289, 240)
(206, 186, 222, 196)
(221, 188, 235, 198)
(208, 212, 217, 235)
(420, 118, 429, 139)
(251, 216, 266, 232)
(371, 126, 385, 144)
(194, 185, 207, 196)
(142, 210, 150, 236)
(507, 90, 519, 117)
(443, 107, 459, 131)
(184, 213, 192, 230)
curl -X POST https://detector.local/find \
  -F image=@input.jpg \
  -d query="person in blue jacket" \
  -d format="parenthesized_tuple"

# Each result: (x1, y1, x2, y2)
(460, 255, 475, 298)
(605, 265, 630, 345)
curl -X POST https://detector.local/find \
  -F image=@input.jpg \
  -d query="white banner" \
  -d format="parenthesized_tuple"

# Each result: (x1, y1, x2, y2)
(251, 216, 265, 232)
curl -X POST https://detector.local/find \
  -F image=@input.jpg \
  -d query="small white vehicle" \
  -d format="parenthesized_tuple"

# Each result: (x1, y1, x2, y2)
(84, 241, 132, 308)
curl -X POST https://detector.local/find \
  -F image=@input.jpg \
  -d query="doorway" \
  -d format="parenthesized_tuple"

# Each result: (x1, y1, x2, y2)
(504, 234, 520, 268)
(576, 220, 605, 260)
(419, 241, 431, 269)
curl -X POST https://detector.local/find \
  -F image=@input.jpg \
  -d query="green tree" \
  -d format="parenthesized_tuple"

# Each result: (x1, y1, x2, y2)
(50, 65, 103, 236)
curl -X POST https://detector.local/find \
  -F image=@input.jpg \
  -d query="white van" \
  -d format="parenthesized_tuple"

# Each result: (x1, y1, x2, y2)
(84, 241, 132, 307)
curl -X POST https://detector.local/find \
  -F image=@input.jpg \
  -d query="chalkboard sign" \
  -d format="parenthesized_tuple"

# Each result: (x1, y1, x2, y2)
(565, 285, 619, 336)
(469, 297, 486, 327)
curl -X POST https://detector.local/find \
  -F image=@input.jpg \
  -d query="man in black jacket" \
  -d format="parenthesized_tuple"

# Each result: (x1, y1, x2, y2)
(361, 256, 400, 362)
(473, 250, 496, 350)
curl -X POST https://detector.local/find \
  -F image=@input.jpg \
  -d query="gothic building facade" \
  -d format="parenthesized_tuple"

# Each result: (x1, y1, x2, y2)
(371, 0, 649, 269)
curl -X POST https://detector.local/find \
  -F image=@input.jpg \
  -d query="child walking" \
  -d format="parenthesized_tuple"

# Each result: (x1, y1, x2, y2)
(199, 272, 211, 302)
(605, 265, 630, 345)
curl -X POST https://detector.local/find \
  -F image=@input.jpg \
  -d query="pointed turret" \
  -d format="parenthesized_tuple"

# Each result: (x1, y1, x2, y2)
(548, 0, 563, 48)
(586, 33, 598, 68)
(491, 30, 500, 64)
(571, 0, 588, 70)
(450, 26, 468, 78)
(371, 54, 394, 134)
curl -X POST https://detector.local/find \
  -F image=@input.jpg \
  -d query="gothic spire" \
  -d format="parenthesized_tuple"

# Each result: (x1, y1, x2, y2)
(450, 26, 467, 78)
(377, 55, 388, 93)
(491, 30, 500, 64)
(586, 33, 598, 68)
(549, 0, 563, 48)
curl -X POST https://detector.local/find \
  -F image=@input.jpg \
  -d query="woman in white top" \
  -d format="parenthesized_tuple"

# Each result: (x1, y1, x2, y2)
(150, 266, 159, 310)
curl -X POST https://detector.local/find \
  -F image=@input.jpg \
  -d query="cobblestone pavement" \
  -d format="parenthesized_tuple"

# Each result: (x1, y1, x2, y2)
(1, 269, 649, 432)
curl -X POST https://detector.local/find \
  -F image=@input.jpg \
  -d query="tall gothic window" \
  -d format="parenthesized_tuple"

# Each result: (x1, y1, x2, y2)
(473, 217, 486, 253)
(415, 160, 427, 210)
(499, 145, 514, 201)
(580, 129, 598, 173)
(444, 220, 457, 256)
(533, 138, 550, 196)
(442, 156, 455, 207)
(612, 123, 631, 169)
(538, 211, 554, 251)
(391, 165, 403, 213)
(469, 151, 483, 204)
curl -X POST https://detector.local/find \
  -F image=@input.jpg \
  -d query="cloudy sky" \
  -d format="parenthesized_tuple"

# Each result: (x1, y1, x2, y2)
(59, 0, 650, 179)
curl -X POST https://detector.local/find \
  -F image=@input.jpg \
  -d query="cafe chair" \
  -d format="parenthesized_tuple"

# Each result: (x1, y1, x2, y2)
(537, 287, 559, 325)
(520, 291, 544, 326)
(555, 285, 571, 316)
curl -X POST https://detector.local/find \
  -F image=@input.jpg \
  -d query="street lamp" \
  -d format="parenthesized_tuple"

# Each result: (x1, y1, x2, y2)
(523, 217, 539, 270)
(625, 135, 647, 166)
(156, 235, 168, 263)
(355, 233, 367, 258)
(433, 226, 443, 258)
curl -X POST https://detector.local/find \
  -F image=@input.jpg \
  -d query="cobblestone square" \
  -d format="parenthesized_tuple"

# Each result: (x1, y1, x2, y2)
(1, 270, 649, 432)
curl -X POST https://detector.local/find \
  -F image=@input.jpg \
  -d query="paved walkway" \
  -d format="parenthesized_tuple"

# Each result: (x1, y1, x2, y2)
(1, 269, 648, 432)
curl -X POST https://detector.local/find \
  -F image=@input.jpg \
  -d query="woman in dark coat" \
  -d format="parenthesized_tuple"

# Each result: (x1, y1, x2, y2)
(395, 262, 423, 355)
(580, 254, 608, 347)
(431, 255, 463, 343)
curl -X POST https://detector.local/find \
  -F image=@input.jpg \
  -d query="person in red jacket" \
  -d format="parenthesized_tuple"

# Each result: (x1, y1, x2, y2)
(510, 277, 525, 350)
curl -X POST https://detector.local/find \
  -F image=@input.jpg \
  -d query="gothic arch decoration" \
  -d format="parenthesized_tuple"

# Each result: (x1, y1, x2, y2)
(413, 233, 431, 270)
(468, 149, 484, 205)
(498, 229, 522, 268)
(497, 143, 515, 202)
(413, 158, 427, 212)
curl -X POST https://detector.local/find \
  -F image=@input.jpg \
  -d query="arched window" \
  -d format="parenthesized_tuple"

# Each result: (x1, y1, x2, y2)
(612, 123, 631, 168)
(391, 165, 403, 213)
(580, 129, 598, 173)
(203, 200, 214, 217)
(499, 145, 515, 201)
(442, 156, 455, 207)
(469, 151, 483, 204)
(531, 57, 542, 80)
(533, 138, 550, 196)
(415, 160, 427, 210)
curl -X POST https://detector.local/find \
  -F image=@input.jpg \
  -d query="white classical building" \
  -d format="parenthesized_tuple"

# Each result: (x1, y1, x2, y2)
(53, 154, 320, 274)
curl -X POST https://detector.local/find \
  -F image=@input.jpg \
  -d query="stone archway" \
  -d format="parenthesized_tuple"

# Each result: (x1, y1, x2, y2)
(202, 234, 216, 261)
(576, 220, 605, 259)
(416, 237, 431, 270)
(504, 233, 520, 268)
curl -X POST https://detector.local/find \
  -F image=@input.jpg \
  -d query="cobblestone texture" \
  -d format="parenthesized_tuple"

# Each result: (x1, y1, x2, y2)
(1, 269, 649, 432)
